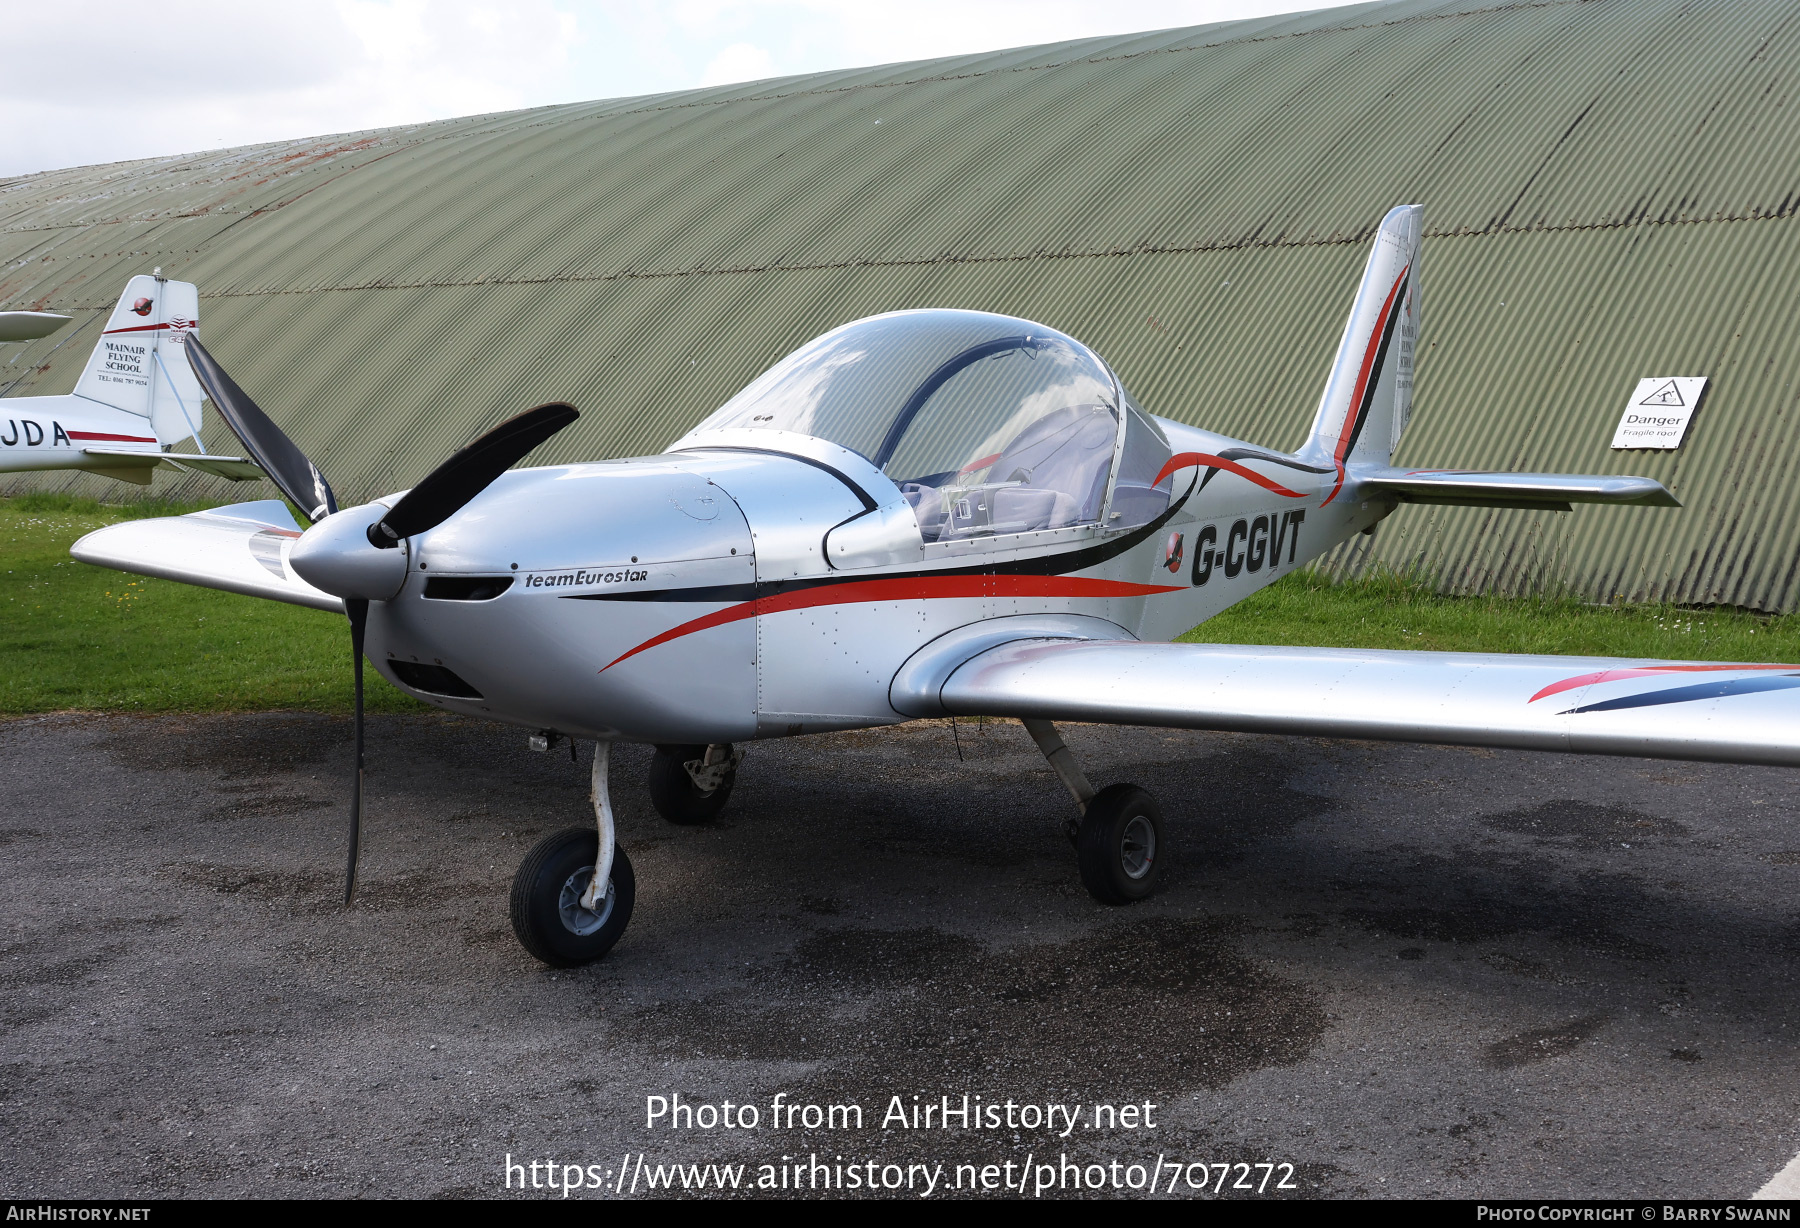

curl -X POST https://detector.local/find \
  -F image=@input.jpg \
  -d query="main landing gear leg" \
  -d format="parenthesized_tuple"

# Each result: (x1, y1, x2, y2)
(1023, 718, 1165, 905)
(648, 743, 741, 824)
(510, 741, 636, 966)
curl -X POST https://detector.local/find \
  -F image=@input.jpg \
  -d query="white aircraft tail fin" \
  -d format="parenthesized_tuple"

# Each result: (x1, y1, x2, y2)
(73, 274, 206, 447)
(1300, 205, 1422, 491)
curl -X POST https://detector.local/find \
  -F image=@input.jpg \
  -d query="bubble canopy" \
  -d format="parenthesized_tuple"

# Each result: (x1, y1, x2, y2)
(687, 310, 1169, 541)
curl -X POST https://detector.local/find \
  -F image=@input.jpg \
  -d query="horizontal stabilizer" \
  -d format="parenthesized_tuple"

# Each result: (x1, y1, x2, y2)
(164, 453, 264, 481)
(80, 447, 159, 467)
(915, 638, 1800, 768)
(1359, 468, 1678, 510)
(71, 500, 341, 613)
(80, 447, 265, 481)
(0, 311, 70, 342)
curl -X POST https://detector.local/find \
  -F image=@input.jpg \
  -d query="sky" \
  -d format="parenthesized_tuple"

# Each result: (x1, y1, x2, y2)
(0, 0, 1340, 179)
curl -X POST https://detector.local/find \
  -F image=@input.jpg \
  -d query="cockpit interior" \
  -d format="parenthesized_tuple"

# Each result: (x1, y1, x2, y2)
(687, 309, 1174, 542)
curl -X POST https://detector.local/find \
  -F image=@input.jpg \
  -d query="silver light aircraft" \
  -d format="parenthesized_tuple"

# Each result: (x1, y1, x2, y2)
(0, 274, 260, 485)
(75, 206, 1784, 967)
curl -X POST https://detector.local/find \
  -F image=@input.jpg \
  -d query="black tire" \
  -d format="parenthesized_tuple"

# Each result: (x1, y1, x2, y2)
(648, 743, 736, 825)
(509, 826, 636, 967)
(1076, 783, 1164, 905)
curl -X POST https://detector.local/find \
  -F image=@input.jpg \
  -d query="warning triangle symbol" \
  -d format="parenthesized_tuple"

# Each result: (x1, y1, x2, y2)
(1639, 380, 1685, 407)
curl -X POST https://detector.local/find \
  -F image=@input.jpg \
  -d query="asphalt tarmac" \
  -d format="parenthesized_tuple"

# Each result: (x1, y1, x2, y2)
(4, 711, 1799, 1199)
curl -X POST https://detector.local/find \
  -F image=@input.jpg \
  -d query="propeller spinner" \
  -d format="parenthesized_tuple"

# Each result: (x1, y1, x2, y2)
(183, 334, 578, 903)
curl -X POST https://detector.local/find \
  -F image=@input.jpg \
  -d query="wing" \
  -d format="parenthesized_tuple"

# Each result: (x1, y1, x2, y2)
(70, 500, 342, 612)
(895, 635, 1800, 768)
(1358, 467, 1679, 510)
(79, 446, 265, 481)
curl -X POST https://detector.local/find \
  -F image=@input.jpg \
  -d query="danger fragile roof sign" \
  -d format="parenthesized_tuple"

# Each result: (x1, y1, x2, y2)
(1611, 377, 1708, 450)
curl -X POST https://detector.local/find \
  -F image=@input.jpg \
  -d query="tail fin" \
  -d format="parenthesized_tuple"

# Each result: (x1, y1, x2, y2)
(74, 274, 206, 447)
(1300, 205, 1422, 500)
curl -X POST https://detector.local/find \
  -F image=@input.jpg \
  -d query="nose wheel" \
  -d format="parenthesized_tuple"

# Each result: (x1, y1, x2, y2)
(512, 739, 637, 966)
(510, 826, 636, 966)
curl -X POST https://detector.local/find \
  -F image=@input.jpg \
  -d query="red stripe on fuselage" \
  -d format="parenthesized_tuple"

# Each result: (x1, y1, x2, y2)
(67, 430, 156, 443)
(1153, 452, 1307, 498)
(600, 574, 1183, 672)
(1322, 264, 1409, 507)
(1528, 662, 1800, 704)
(102, 322, 171, 335)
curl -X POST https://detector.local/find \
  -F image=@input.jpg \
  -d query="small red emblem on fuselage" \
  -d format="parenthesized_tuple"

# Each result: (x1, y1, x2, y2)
(130, 297, 153, 316)
(1163, 530, 1185, 574)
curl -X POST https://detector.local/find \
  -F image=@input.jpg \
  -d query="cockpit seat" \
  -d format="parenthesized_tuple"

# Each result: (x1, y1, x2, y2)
(985, 404, 1116, 522)
(989, 486, 1075, 534)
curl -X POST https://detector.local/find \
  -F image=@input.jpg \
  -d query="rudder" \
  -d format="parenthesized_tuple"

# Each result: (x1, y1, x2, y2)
(73, 274, 205, 446)
(1300, 205, 1422, 500)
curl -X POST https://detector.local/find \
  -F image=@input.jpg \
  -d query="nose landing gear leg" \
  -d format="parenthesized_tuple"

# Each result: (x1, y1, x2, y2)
(1023, 718, 1164, 905)
(510, 740, 636, 966)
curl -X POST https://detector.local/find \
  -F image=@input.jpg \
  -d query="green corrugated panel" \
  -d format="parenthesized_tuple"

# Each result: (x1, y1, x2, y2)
(2, 0, 1799, 608)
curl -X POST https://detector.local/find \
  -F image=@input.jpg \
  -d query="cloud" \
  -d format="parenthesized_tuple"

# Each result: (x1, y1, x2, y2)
(0, 0, 580, 177)
(2, 1, 1333, 177)
(700, 42, 779, 86)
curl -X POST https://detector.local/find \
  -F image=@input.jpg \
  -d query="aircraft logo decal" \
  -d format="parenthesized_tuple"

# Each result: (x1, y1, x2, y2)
(1162, 531, 1184, 573)
(130, 296, 153, 316)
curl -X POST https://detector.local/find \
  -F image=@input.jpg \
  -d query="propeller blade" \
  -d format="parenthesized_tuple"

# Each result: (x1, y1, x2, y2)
(367, 402, 577, 547)
(345, 597, 368, 906)
(185, 334, 337, 524)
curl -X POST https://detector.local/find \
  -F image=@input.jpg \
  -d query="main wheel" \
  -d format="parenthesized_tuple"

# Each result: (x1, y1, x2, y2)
(510, 826, 636, 967)
(1075, 783, 1164, 904)
(648, 743, 737, 825)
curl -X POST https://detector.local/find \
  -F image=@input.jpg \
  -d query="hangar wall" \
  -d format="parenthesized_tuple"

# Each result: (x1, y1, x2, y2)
(2, 0, 1798, 608)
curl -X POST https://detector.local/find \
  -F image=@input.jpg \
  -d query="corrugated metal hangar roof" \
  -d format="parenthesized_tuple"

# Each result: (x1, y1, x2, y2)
(3, 0, 1799, 608)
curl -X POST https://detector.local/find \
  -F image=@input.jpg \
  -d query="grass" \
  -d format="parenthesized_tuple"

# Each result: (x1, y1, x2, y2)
(2, 494, 1793, 714)
(0, 493, 419, 714)
(1189, 567, 1800, 661)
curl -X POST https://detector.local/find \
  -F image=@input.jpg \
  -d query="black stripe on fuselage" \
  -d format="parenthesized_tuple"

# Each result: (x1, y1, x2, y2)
(1215, 446, 1336, 475)
(675, 445, 878, 512)
(566, 472, 1199, 604)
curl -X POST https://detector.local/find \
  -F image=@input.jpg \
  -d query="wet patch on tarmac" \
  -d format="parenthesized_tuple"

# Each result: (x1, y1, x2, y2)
(1483, 1014, 1610, 1068)
(627, 916, 1327, 1094)
(1482, 799, 1689, 849)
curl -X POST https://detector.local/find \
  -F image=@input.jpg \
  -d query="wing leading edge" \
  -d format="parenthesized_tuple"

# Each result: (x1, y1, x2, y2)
(904, 638, 1800, 768)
